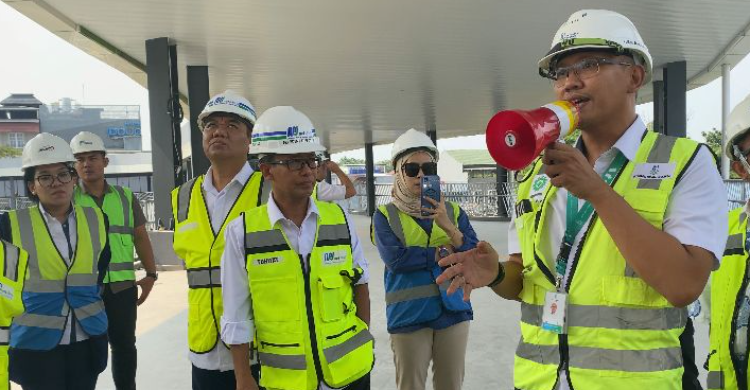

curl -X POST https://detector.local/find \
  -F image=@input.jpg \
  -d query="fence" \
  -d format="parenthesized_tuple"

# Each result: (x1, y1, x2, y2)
(1, 179, 747, 226)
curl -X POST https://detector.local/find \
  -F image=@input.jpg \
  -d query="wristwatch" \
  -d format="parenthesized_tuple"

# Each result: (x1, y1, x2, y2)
(146, 272, 159, 281)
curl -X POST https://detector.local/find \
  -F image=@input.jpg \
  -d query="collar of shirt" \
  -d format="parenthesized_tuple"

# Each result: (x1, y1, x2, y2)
(267, 194, 319, 231)
(78, 179, 114, 197)
(574, 115, 646, 172)
(203, 162, 254, 196)
(38, 202, 76, 225)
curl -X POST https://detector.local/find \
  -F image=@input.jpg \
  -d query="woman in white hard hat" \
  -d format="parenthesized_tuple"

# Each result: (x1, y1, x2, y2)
(372, 128, 479, 390)
(1, 133, 111, 390)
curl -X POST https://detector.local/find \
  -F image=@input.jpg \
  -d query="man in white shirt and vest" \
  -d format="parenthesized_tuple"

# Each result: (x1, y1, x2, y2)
(221, 106, 374, 390)
(171, 90, 264, 390)
(437, 9, 727, 390)
(71, 131, 157, 390)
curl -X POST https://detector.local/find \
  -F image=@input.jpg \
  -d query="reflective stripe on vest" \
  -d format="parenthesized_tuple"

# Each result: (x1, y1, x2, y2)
(187, 267, 222, 288)
(0, 327, 8, 345)
(244, 200, 373, 389)
(707, 370, 724, 389)
(2, 243, 20, 282)
(520, 301, 687, 330)
(382, 202, 456, 245)
(514, 131, 699, 389)
(516, 340, 683, 372)
(171, 172, 264, 354)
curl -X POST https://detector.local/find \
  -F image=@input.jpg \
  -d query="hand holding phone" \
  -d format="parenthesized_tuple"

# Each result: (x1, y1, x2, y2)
(421, 175, 441, 216)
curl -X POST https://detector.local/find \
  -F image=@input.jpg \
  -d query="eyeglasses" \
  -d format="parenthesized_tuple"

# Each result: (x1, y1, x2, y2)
(546, 57, 633, 87)
(402, 162, 437, 177)
(267, 158, 321, 171)
(35, 171, 75, 187)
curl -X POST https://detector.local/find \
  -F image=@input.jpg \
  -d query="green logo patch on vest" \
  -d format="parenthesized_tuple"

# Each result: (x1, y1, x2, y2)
(323, 250, 348, 266)
(530, 174, 550, 200)
(254, 256, 281, 266)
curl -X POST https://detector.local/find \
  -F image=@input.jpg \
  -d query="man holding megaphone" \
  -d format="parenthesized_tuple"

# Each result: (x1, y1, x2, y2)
(437, 9, 727, 390)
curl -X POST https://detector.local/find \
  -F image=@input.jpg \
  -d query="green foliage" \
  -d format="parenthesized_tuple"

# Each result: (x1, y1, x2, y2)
(337, 156, 365, 165)
(0, 146, 22, 158)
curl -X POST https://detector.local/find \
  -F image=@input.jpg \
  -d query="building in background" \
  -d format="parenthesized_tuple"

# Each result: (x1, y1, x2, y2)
(40, 97, 142, 151)
(439, 149, 500, 183)
(0, 93, 42, 149)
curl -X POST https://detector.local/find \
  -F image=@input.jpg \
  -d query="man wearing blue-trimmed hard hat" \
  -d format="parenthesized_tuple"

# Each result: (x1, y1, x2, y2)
(438, 9, 727, 390)
(171, 90, 264, 390)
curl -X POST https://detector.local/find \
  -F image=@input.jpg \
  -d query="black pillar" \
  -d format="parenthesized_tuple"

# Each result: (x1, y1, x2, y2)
(187, 66, 211, 177)
(653, 79, 665, 134)
(365, 143, 376, 216)
(426, 129, 437, 147)
(146, 37, 182, 228)
(663, 61, 687, 137)
(495, 166, 509, 219)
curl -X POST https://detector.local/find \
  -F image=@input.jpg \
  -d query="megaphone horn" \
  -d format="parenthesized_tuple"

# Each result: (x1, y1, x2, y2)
(485, 101, 579, 171)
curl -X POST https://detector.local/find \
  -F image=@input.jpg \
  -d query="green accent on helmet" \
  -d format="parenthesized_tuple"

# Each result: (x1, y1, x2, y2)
(559, 38, 625, 53)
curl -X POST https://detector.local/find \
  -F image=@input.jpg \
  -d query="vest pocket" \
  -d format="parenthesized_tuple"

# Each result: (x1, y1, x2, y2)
(318, 275, 349, 323)
(624, 191, 668, 228)
(601, 276, 669, 308)
(252, 277, 300, 322)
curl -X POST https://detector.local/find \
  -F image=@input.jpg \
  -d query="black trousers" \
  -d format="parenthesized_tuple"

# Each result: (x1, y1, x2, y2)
(103, 284, 138, 390)
(681, 318, 703, 390)
(9, 335, 108, 390)
(192, 365, 236, 390)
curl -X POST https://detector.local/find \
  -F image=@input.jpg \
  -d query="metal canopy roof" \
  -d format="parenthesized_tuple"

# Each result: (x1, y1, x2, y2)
(5, 0, 750, 153)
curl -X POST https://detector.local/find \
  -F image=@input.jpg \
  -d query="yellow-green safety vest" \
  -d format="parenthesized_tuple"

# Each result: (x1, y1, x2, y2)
(708, 207, 750, 390)
(74, 184, 136, 283)
(0, 240, 28, 390)
(514, 131, 699, 390)
(244, 200, 374, 390)
(171, 172, 265, 353)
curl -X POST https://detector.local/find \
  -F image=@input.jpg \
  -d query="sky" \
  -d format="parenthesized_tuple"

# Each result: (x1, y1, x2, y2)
(1, 2, 749, 163)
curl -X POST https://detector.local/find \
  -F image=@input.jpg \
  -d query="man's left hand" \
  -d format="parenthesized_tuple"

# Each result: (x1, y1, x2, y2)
(136, 275, 156, 306)
(542, 142, 610, 202)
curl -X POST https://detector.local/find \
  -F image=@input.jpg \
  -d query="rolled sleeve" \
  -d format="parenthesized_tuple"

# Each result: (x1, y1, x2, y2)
(663, 147, 728, 267)
(220, 216, 255, 345)
(316, 180, 347, 202)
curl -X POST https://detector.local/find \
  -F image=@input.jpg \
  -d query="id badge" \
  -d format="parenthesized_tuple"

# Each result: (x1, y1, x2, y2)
(542, 291, 568, 334)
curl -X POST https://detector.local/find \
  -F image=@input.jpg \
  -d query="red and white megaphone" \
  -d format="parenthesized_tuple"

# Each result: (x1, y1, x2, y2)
(485, 101, 579, 170)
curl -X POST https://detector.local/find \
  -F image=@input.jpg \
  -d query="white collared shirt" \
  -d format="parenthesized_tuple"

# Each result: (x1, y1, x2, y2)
(220, 194, 369, 390)
(37, 203, 89, 345)
(316, 180, 347, 202)
(507, 117, 728, 390)
(188, 162, 253, 372)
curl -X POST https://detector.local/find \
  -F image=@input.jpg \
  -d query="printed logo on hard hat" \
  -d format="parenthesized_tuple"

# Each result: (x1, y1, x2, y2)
(207, 96, 256, 118)
(39, 145, 55, 152)
(252, 126, 318, 145)
(79, 141, 94, 145)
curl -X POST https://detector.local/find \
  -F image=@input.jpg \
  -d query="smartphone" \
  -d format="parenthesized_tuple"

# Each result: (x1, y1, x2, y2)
(421, 175, 441, 216)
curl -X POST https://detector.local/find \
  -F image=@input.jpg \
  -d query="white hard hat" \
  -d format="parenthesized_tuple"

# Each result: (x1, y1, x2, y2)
(70, 131, 106, 155)
(22, 133, 75, 171)
(391, 128, 438, 164)
(539, 9, 653, 84)
(725, 95, 750, 160)
(251, 106, 326, 155)
(197, 90, 257, 130)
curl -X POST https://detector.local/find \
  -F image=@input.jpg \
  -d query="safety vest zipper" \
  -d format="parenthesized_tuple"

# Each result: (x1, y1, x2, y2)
(300, 254, 325, 384)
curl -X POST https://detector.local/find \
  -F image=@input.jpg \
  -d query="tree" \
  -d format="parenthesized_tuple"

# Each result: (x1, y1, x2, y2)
(376, 159, 393, 173)
(701, 128, 722, 157)
(337, 156, 365, 165)
(0, 146, 22, 158)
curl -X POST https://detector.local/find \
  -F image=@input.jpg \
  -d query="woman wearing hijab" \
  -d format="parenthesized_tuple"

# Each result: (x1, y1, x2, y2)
(2, 133, 110, 390)
(372, 129, 479, 390)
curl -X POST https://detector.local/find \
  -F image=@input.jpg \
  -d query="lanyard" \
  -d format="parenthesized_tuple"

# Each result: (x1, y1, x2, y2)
(555, 151, 628, 290)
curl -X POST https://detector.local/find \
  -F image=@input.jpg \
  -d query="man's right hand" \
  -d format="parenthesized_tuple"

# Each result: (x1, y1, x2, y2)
(436, 241, 500, 300)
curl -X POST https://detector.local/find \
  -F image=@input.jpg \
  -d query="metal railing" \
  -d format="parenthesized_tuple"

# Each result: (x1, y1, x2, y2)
(0, 179, 746, 226)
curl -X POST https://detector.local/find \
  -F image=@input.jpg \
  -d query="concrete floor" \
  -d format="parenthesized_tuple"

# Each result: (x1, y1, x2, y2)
(12, 214, 710, 389)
